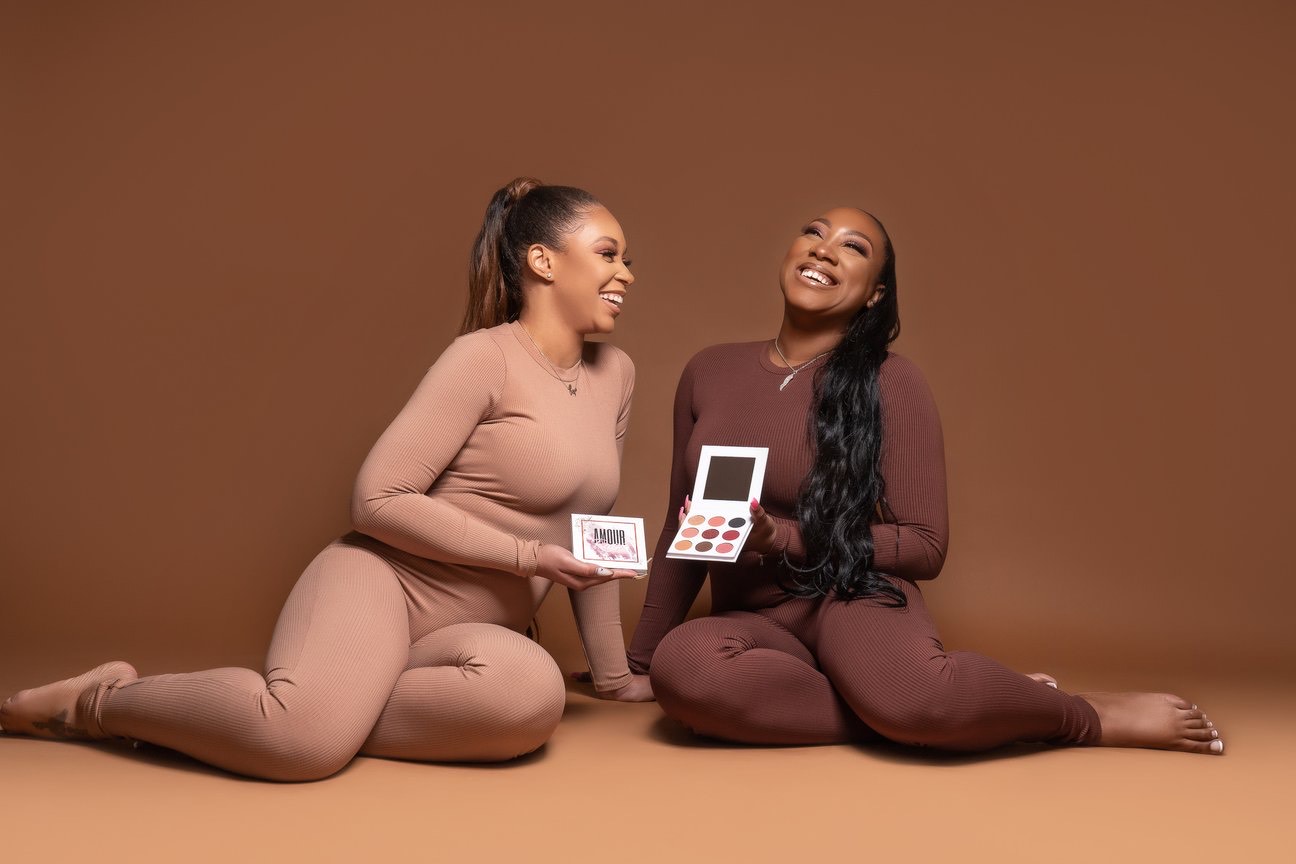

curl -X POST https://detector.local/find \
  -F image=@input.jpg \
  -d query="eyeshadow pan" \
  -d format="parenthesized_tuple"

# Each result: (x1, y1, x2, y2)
(688, 515, 706, 526)
(701, 528, 719, 539)
(681, 527, 699, 538)
(716, 543, 734, 554)
(707, 516, 726, 527)
(694, 541, 713, 552)
(674, 540, 692, 551)
(728, 517, 747, 528)
(722, 530, 739, 541)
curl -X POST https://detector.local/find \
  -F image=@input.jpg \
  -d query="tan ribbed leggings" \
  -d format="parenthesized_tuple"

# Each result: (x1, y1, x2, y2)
(93, 542, 566, 781)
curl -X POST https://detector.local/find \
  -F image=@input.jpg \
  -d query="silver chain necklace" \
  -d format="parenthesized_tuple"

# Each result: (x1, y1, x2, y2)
(772, 338, 831, 391)
(519, 321, 581, 396)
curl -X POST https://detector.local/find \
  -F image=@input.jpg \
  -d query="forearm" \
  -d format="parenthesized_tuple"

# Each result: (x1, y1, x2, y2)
(352, 494, 539, 576)
(765, 512, 945, 580)
(569, 581, 633, 691)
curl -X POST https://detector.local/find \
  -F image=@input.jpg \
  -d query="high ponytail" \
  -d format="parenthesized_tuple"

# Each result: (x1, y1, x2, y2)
(461, 177, 602, 334)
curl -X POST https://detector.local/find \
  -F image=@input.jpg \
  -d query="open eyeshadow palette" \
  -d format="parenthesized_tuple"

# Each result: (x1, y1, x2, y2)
(570, 514, 650, 575)
(665, 445, 769, 563)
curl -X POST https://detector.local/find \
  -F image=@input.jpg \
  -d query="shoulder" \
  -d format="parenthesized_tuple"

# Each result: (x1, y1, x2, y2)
(878, 351, 930, 390)
(878, 351, 940, 414)
(440, 324, 511, 368)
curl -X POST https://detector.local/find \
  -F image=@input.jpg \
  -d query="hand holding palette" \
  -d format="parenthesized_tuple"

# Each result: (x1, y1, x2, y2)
(570, 514, 650, 576)
(665, 445, 769, 563)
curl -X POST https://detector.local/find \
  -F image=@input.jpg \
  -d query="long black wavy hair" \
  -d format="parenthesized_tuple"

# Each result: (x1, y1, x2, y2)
(783, 211, 905, 606)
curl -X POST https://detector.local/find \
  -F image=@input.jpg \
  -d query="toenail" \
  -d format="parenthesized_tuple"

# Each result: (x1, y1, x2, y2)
(1047, 682, 1058, 688)
(1211, 729, 1219, 738)
(1191, 704, 1197, 710)
(1209, 740, 1224, 754)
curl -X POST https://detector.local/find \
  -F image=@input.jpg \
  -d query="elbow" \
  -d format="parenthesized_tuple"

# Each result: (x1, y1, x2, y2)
(917, 533, 948, 581)
(349, 486, 386, 536)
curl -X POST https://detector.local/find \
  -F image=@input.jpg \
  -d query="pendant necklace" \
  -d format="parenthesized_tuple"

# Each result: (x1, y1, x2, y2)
(519, 321, 581, 396)
(772, 338, 831, 391)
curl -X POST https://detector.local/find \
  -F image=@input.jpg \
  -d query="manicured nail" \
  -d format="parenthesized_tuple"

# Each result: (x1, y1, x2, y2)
(1191, 704, 1197, 710)
(679, 506, 685, 519)
(750, 497, 759, 509)
(1211, 729, 1219, 739)
(1210, 740, 1224, 754)
(596, 567, 612, 576)
(1046, 681, 1058, 689)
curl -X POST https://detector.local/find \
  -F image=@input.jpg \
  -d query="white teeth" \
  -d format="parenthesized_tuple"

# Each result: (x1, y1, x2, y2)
(800, 268, 831, 285)
(600, 293, 624, 305)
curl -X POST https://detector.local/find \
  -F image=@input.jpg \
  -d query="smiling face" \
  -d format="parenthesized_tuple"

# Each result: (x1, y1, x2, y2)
(535, 205, 634, 335)
(779, 206, 889, 323)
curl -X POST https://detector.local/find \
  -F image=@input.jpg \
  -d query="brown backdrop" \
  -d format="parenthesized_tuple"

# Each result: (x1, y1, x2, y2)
(3, 0, 1293, 687)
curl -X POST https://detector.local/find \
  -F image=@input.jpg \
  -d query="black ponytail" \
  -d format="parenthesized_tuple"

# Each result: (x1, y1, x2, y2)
(784, 212, 904, 605)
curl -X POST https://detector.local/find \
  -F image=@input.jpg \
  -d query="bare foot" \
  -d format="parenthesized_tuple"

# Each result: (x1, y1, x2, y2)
(1027, 672, 1058, 688)
(0, 661, 137, 739)
(1079, 691, 1224, 755)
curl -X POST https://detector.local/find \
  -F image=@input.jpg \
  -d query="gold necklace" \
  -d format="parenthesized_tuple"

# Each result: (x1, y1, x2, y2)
(772, 338, 831, 391)
(519, 321, 581, 396)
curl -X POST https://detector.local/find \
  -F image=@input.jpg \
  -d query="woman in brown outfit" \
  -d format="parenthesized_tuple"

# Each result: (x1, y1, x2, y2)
(630, 206, 1225, 755)
(1, 178, 652, 780)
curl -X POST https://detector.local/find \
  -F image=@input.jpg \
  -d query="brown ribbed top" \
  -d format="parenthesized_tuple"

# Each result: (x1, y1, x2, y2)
(628, 341, 949, 674)
(350, 321, 635, 691)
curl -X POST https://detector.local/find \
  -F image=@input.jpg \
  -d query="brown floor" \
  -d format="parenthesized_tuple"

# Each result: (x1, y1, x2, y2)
(2, 657, 1292, 864)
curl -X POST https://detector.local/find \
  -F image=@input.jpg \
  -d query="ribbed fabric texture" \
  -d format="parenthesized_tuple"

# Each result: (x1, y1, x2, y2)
(630, 342, 1100, 749)
(97, 323, 635, 780)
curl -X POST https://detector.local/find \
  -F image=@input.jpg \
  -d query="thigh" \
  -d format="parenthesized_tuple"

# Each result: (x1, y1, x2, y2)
(263, 542, 412, 729)
(814, 578, 946, 694)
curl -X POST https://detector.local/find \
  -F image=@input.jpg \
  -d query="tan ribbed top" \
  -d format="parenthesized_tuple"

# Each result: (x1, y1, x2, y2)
(628, 341, 948, 674)
(349, 321, 634, 691)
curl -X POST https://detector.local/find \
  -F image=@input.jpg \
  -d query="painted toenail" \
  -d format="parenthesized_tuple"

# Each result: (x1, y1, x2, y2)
(1211, 729, 1219, 738)
(1191, 704, 1197, 710)
(1209, 740, 1224, 754)
(1047, 682, 1058, 688)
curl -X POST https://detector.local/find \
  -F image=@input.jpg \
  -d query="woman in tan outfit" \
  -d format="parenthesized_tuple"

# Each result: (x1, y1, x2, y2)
(0, 178, 651, 780)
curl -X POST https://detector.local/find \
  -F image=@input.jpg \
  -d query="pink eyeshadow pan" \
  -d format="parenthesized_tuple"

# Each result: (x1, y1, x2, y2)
(682, 527, 699, 538)
(716, 543, 734, 554)
(707, 516, 726, 527)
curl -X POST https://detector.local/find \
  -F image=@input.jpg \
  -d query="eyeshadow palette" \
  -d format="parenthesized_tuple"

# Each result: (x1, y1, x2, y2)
(665, 445, 769, 563)
(570, 514, 650, 575)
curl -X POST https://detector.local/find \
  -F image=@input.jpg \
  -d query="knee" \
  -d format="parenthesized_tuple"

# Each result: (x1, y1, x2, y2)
(648, 621, 747, 729)
(458, 630, 566, 760)
(845, 684, 966, 748)
(243, 725, 362, 782)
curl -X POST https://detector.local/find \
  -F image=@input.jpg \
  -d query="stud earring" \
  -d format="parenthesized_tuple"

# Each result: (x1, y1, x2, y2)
(546, 272, 553, 280)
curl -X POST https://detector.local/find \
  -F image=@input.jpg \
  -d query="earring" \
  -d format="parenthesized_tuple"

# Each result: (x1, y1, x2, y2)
(546, 272, 553, 280)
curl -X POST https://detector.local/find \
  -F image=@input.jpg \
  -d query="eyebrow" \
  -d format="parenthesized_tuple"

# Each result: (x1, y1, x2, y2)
(810, 218, 874, 249)
(592, 235, 631, 258)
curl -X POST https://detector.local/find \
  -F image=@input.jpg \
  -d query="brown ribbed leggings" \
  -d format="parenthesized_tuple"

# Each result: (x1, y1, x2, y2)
(91, 542, 566, 781)
(648, 577, 1101, 749)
